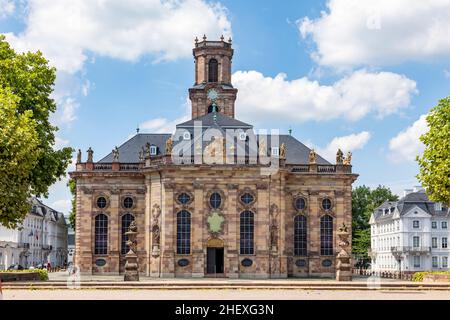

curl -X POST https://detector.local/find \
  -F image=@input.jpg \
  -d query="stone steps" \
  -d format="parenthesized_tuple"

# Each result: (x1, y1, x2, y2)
(3, 281, 450, 290)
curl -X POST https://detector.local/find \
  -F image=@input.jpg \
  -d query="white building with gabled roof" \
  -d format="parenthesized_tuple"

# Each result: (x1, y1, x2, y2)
(369, 187, 450, 274)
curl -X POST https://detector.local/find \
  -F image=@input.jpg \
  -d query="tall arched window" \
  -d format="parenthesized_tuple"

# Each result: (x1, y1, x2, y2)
(240, 210, 254, 255)
(177, 210, 191, 254)
(208, 59, 218, 82)
(95, 214, 108, 255)
(320, 215, 333, 256)
(294, 215, 307, 256)
(121, 214, 135, 255)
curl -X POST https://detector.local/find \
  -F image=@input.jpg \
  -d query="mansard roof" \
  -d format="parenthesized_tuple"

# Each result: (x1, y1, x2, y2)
(30, 197, 65, 222)
(373, 190, 449, 221)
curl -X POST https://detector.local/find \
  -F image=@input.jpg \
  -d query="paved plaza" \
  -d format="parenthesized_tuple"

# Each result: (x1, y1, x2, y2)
(2, 288, 450, 300)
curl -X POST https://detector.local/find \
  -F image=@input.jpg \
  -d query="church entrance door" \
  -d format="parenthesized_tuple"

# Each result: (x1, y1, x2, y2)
(206, 247, 224, 274)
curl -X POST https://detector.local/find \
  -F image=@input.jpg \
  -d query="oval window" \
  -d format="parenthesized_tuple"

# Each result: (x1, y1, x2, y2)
(322, 259, 332, 267)
(95, 259, 106, 267)
(295, 259, 307, 267)
(123, 197, 133, 209)
(210, 192, 222, 209)
(322, 198, 332, 210)
(178, 193, 191, 205)
(241, 193, 254, 205)
(97, 197, 107, 209)
(241, 258, 253, 267)
(177, 259, 190, 267)
(295, 198, 306, 210)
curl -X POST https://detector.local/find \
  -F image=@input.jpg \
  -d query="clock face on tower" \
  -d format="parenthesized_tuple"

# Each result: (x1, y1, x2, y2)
(207, 89, 219, 101)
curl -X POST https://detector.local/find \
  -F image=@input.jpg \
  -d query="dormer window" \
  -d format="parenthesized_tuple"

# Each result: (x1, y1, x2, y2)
(183, 132, 191, 140)
(435, 202, 442, 211)
(271, 147, 279, 156)
(150, 146, 158, 156)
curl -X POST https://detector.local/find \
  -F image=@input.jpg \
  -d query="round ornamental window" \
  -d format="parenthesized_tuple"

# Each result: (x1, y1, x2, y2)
(295, 259, 307, 267)
(322, 259, 332, 267)
(123, 197, 134, 209)
(178, 193, 191, 205)
(95, 259, 106, 267)
(240, 193, 254, 205)
(241, 258, 253, 267)
(177, 259, 190, 267)
(322, 198, 332, 210)
(97, 197, 107, 209)
(295, 198, 306, 210)
(210, 192, 222, 209)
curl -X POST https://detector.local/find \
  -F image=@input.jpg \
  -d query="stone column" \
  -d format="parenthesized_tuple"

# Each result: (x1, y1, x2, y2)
(256, 182, 270, 279)
(77, 186, 93, 274)
(144, 176, 152, 276)
(192, 183, 205, 277)
(161, 182, 175, 277)
(308, 190, 320, 276)
(109, 189, 120, 274)
(226, 184, 239, 278)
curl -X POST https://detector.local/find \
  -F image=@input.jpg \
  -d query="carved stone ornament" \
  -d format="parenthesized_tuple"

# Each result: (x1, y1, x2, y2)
(336, 149, 344, 165)
(87, 147, 94, 163)
(207, 211, 225, 235)
(124, 220, 139, 281)
(309, 149, 317, 164)
(151, 204, 161, 226)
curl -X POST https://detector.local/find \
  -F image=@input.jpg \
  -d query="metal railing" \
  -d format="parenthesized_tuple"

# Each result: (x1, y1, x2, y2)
(391, 246, 431, 254)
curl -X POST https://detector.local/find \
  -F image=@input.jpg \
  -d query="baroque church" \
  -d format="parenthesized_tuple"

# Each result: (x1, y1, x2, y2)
(70, 36, 358, 278)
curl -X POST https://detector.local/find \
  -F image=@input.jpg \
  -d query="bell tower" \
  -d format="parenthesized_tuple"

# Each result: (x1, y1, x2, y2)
(189, 35, 238, 119)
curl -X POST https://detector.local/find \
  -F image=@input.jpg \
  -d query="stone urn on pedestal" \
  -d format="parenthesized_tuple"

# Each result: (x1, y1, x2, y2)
(124, 220, 139, 281)
(336, 223, 352, 281)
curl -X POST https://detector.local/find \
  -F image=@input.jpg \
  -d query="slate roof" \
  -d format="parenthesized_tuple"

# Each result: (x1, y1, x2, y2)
(99, 133, 171, 163)
(176, 112, 252, 129)
(98, 113, 330, 165)
(373, 190, 449, 221)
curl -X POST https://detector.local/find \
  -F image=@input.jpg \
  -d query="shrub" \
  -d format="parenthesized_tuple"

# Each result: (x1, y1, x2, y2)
(0, 269, 48, 281)
(412, 270, 450, 282)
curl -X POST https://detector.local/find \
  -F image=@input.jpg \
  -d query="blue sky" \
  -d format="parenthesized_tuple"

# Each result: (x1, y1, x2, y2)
(1, 0, 449, 214)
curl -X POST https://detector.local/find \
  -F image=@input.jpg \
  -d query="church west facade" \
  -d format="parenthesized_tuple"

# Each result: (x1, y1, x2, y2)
(70, 37, 358, 279)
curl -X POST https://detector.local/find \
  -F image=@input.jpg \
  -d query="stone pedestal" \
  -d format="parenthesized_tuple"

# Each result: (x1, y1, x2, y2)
(124, 253, 139, 281)
(124, 221, 139, 281)
(336, 224, 352, 281)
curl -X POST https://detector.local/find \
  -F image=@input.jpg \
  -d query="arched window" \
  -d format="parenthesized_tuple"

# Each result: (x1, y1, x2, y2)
(177, 210, 191, 254)
(294, 215, 307, 256)
(207, 104, 220, 113)
(121, 214, 135, 255)
(208, 59, 218, 82)
(95, 214, 108, 255)
(240, 210, 254, 255)
(320, 215, 333, 256)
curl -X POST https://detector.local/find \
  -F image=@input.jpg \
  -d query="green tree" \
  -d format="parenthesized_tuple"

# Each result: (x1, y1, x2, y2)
(68, 179, 76, 229)
(0, 35, 73, 228)
(417, 95, 450, 203)
(0, 87, 40, 227)
(352, 185, 398, 258)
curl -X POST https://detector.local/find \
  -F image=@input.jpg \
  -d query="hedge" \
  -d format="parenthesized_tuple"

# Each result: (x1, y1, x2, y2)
(412, 270, 450, 282)
(0, 269, 49, 280)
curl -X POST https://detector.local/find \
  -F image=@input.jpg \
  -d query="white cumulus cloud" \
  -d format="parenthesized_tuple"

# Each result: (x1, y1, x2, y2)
(233, 69, 417, 123)
(316, 131, 371, 163)
(299, 0, 450, 68)
(4, 0, 232, 74)
(0, 0, 15, 19)
(388, 114, 428, 163)
(140, 115, 189, 134)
